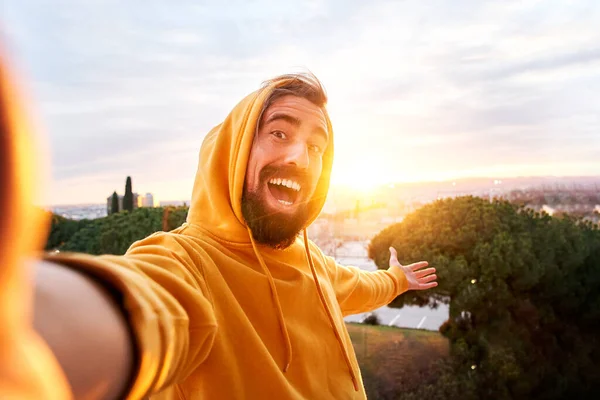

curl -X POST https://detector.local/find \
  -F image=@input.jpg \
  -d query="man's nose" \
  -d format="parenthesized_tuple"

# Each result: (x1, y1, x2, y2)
(284, 142, 310, 170)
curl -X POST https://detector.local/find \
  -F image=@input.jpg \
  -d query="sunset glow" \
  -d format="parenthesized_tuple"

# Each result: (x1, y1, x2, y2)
(3, 0, 599, 205)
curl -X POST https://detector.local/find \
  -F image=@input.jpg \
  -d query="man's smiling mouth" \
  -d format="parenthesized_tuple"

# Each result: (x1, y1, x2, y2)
(267, 177, 302, 206)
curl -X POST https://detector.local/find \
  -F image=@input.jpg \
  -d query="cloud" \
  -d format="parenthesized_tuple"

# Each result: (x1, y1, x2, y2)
(481, 48, 600, 80)
(3, 0, 600, 204)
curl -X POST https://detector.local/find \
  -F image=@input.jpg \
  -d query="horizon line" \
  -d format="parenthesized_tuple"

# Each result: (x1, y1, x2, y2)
(44, 174, 600, 208)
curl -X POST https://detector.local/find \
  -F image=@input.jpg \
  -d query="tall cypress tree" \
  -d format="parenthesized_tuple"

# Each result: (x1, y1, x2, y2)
(110, 191, 119, 214)
(123, 176, 133, 212)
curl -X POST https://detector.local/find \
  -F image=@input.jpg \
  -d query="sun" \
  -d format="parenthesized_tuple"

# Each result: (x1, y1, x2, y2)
(329, 156, 391, 192)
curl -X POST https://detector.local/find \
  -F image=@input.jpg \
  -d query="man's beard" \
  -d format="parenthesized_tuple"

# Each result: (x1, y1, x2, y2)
(242, 174, 311, 250)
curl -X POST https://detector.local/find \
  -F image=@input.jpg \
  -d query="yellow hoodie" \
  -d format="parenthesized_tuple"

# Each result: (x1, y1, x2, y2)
(34, 76, 407, 398)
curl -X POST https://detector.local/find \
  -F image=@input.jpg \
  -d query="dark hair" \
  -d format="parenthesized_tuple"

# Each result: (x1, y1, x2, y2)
(257, 72, 328, 128)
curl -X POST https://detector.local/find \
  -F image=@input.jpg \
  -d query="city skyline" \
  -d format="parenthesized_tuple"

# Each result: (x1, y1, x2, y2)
(4, 0, 600, 205)
(48, 174, 600, 208)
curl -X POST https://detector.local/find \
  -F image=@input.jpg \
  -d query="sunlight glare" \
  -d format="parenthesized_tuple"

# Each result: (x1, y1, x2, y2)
(330, 155, 396, 192)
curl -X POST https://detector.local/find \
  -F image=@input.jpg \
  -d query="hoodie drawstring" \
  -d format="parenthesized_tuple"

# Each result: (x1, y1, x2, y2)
(248, 228, 293, 372)
(302, 230, 360, 392)
(246, 227, 359, 391)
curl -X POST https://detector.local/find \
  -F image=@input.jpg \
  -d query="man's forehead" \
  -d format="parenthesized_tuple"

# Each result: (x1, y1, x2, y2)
(261, 95, 328, 137)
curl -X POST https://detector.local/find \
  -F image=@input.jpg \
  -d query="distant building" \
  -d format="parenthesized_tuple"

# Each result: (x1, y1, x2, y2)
(106, 193, 140, 214)
(139, 193, 157, 208)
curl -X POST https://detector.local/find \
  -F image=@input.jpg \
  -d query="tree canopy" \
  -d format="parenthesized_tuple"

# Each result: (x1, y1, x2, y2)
(110, 191, 119, 214)
(123, 176, 134, 212)
(369, 196, 600, 399)
(46, 206, 188, 255)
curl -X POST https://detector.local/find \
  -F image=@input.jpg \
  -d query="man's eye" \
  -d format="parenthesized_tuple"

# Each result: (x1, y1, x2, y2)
(271, 131, 286, 139)
(309, 144, 323, 154)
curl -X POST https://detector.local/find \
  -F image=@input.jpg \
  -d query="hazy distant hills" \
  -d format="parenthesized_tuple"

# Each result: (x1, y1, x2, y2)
(323, 176, 600, 213)
(49, 176, 600, 219)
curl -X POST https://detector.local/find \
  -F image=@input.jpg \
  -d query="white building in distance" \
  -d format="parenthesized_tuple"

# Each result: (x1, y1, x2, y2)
(139, 193, 157, 208)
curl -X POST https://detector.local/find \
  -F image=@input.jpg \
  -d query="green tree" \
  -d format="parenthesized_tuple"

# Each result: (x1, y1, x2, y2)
(369, 196, 600, 399)
(48, 206, 189, 255)
(123, 176, 133, 212)
(110, 191, 119, 215)
(362, 313, 380, 326)
(45, 213, 91, 251)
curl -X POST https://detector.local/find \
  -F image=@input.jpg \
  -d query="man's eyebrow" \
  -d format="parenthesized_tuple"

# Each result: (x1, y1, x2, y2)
(265, 112, 301, 127)
(265, 112, 328, 142)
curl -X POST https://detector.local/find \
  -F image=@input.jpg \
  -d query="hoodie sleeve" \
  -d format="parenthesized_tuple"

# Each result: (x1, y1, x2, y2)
(324, 255, 408, 316)
(45, 232, 218, 399)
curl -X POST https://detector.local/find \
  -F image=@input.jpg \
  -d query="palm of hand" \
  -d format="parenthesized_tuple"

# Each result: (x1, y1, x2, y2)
(389, 247, 437, 291)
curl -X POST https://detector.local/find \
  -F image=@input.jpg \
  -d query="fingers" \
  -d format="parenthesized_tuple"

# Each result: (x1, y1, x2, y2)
(389, 250, 436, 288)
(418, 282, 438, 290)
(407, 261, 429, 271)
(415, 267, 436, 278)
(419, 274, 437, 283)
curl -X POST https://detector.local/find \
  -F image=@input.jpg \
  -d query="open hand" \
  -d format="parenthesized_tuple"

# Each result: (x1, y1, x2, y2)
(389, 247, 437, 291)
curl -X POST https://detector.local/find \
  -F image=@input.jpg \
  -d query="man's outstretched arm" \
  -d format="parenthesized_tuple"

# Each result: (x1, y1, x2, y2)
(37, 233, 219, 399)
(33, 260, 135, 400)
(324, 246, 437, 316)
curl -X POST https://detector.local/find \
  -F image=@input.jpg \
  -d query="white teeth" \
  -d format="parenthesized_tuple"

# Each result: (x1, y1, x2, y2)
(268, 178, 301, 192)
(278, 199, 292, 206)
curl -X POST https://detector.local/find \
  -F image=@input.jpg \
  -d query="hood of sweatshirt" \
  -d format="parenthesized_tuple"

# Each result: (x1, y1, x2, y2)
(186, 78, 334, 244)
(183, 77, 362, 390)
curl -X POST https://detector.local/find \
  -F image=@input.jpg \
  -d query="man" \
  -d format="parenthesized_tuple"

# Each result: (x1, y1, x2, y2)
(1, 63, 437, 399)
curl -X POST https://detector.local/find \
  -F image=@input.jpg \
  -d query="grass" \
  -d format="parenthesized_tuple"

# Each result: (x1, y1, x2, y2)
(346, 323, 449, 399)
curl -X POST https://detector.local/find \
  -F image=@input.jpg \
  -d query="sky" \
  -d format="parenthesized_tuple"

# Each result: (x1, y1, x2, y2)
(3, 0, 600, 206)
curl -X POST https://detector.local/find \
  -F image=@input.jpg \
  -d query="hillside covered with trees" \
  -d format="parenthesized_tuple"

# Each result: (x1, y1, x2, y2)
(369, 196, 600, 399)
(46, 206, 188, 255)
(45, 196, 600, 398)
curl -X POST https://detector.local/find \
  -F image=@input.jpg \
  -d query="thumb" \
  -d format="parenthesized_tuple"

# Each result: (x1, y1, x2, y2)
(389, 247, 400, 266)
